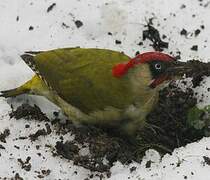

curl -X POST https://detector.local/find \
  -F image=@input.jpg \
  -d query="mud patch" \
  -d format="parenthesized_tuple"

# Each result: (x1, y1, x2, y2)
(47, 3, 56, 13)
(10, 104, 49, 122)
(143, 19, 169, 51)
(182, 60, 210, 87)
(17, 156, 32, 172)
(54, 123, 137, 173)
(136, 84, 204, 156)
(0, 129, 10, 143)
(9, 83, 205, 173)
(29, 125, 51, 141)
(74, 20, 83, 28)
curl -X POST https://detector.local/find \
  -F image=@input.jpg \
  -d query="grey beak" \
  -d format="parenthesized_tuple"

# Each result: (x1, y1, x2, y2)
(166, 61, 192, 77)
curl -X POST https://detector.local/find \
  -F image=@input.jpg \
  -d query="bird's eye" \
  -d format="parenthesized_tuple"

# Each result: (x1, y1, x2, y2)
(155, 63, 161, 70)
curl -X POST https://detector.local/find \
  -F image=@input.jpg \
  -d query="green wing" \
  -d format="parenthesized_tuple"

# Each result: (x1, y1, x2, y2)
(31, 48, 133, 113)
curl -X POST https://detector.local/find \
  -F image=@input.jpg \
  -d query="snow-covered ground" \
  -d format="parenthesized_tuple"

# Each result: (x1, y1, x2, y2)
(0, 0, 210, 179)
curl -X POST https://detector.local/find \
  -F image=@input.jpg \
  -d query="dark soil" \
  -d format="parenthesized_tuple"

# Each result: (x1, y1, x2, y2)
(180, 29, 188, 36)
(136, 84, 204, 155)
(194, 29, 201, 36)
(191, 45, 198, 51)
(0, 144, 5, 149)
(14, 173, 24, 180)
(47, 3, 56, 13)
(53, 122, 137, 172)
(29, 128, 49, 141)
(17, 157, 32, 172)
(115, 40, 122, 44)
(10, 104, 49, 122)
(9, 82, 206, 173)
(62, 22, 70, 29)
(0, 129, 10, 143)
(181, 60, 210, 87)
(28, 26, 34, 31)
(74, 20, 83, 28)
(203, 156, 210, 165)
(143, 20, 169, 51)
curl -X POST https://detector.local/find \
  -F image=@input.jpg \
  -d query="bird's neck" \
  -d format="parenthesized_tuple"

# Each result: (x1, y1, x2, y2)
(126, 63, 159, 106)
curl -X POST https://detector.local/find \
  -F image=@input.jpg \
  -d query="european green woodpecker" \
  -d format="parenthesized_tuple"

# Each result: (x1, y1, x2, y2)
(1, 48, 186, 136)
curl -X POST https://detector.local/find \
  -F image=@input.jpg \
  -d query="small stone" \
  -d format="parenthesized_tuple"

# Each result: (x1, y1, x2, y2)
(130, 166, 137, 173)
(62, 22, 70, 28)
(180, 29, 187, 36)
(135, 51, 140, 56)
(203, 156, 210, 165)
(29, 26, 34, 31)
(201, 25, 205, 29)
(0, 144, 5, 149)
(191, 45, 198, 51)
(180, 4, 186, 9)
(25, 124, 30, 128)
(137, 42, 143, 46)
(115, 40, 121, 44)
(74, 20, 83, 28)
(145, 160, 152, 168)
(53, 111, 59, 117)
(47, 3, 56, 13)
(194, 29, 201, 36)
(162, 34, 167, 39)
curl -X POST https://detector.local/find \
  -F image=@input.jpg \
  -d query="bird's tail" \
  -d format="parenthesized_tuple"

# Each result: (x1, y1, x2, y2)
(0, 75, 45, 98)
(0, 87, 30, 98)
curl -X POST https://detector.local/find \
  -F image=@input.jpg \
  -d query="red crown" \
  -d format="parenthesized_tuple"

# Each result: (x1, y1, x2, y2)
(112, 52, 174, 78)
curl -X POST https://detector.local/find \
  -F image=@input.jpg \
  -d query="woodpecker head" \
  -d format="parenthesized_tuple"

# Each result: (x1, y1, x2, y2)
(112, 52, 187, 89)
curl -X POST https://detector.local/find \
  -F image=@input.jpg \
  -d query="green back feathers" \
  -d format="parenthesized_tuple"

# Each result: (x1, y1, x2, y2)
(22, 48, 134, 113)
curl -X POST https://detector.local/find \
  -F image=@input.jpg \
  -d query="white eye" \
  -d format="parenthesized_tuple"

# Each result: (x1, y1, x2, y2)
(155, 63, 161, 70)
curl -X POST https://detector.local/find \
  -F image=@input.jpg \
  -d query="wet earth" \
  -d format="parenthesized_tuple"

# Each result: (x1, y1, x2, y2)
(8, 81, 206, 174)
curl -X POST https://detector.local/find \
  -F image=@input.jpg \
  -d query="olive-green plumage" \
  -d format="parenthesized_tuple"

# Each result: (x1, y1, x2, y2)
(1, 48, 158, 135)
(34, 48, 133, 113)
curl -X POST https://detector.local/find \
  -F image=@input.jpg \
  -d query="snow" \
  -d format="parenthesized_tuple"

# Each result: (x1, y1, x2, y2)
(0, 0, 210, 179)
(109, 138, 210, 180)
